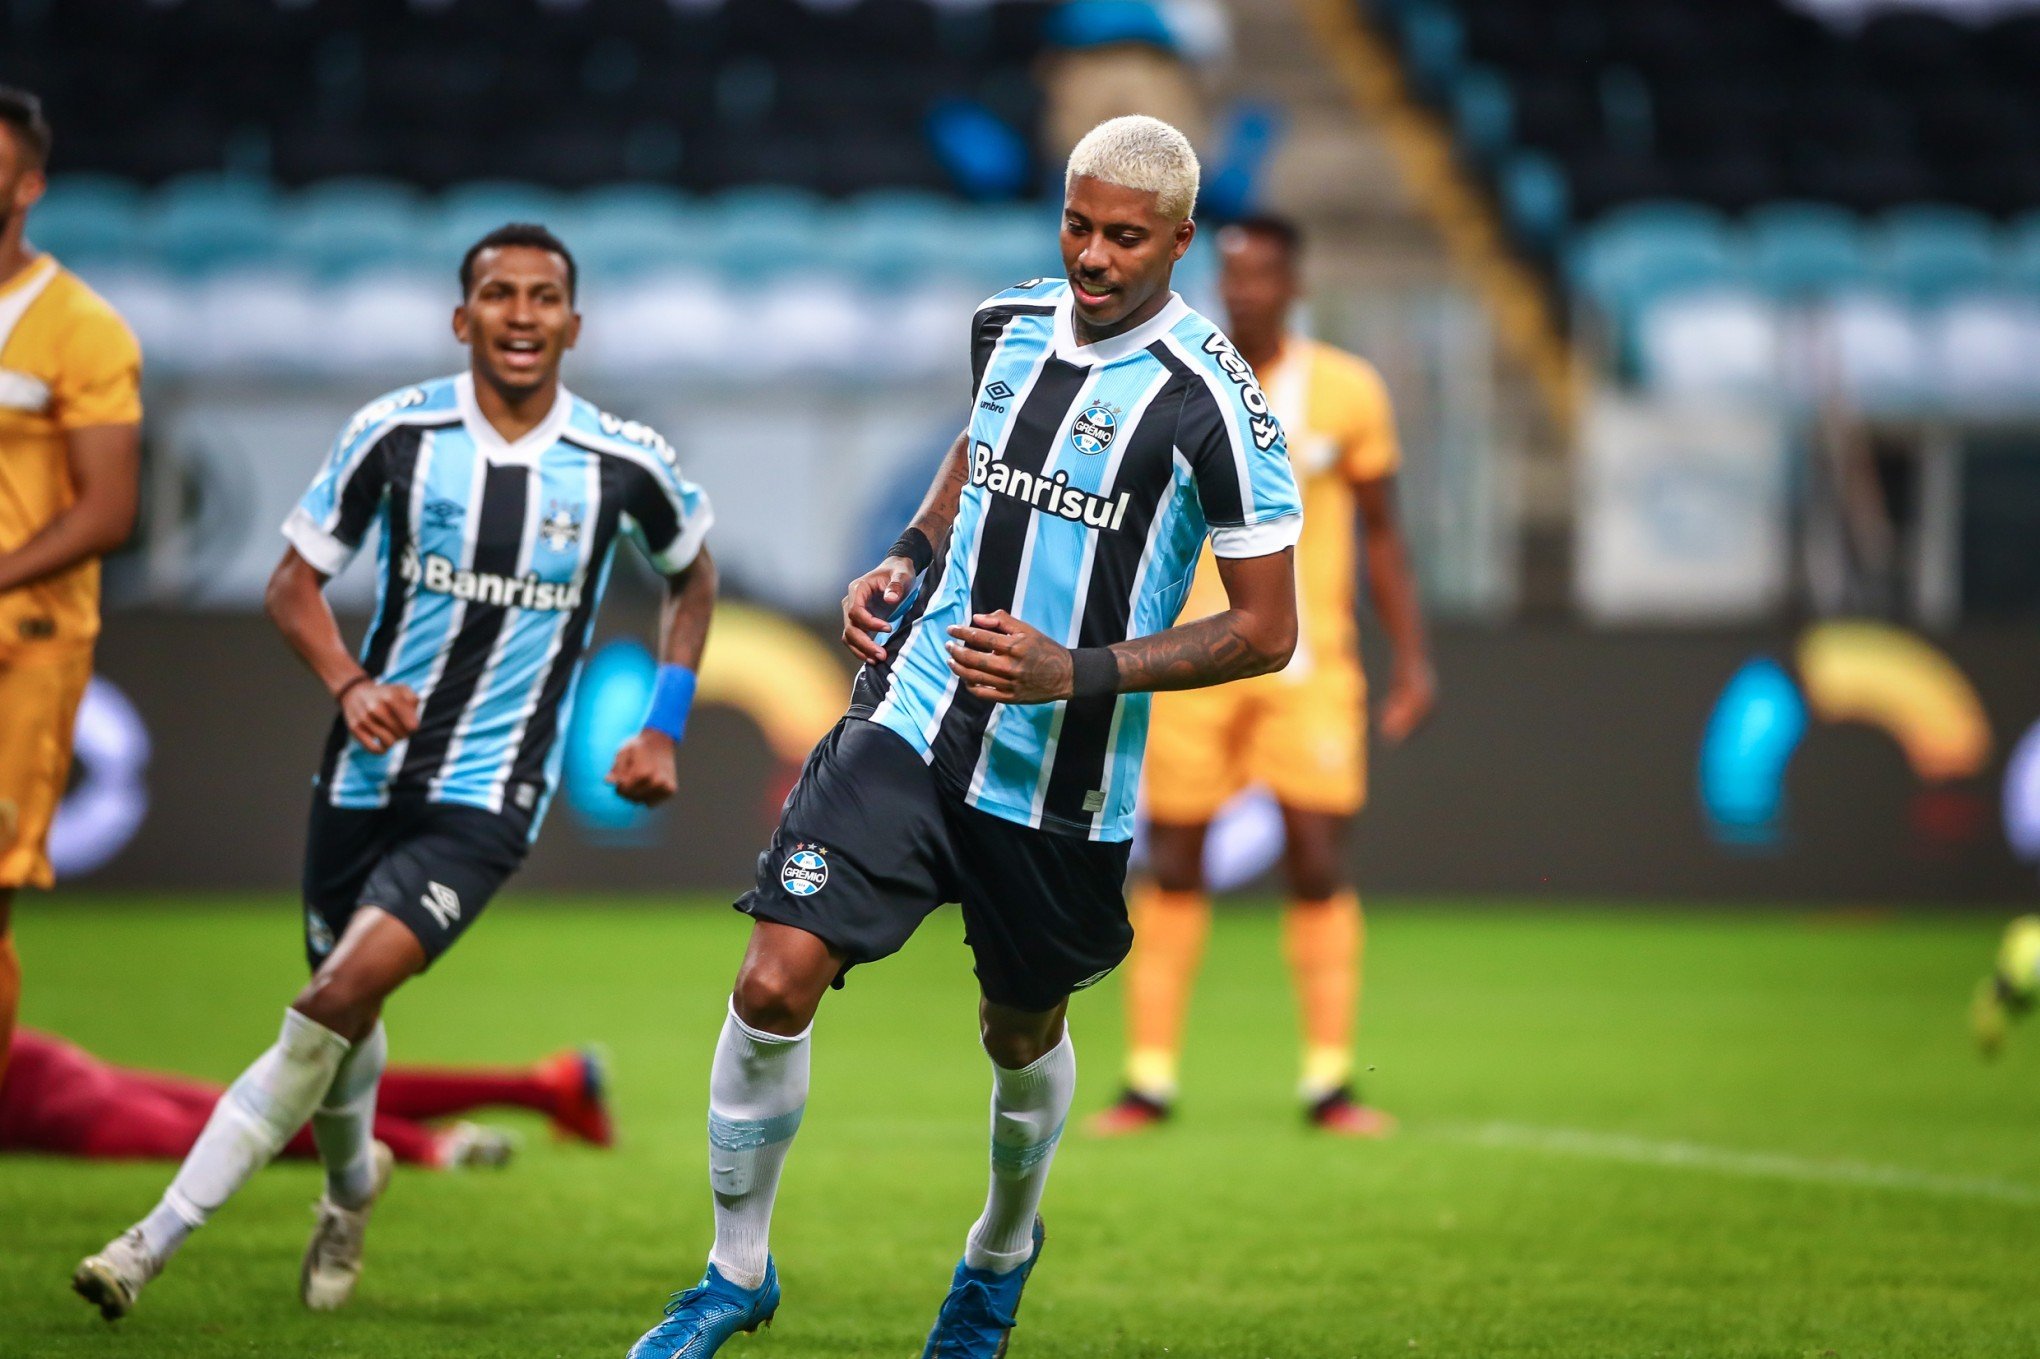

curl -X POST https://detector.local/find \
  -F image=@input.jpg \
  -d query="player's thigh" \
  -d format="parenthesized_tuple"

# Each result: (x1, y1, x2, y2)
(353, 803, 528, 969)
(949, 804, 1133, 1015)
(1251, 666, 1367, 818)
(301, 797, 404, 970)
(1141, 684, 1253, 827)
(0, 644, 92, 891)
(736, 719, 951, 984)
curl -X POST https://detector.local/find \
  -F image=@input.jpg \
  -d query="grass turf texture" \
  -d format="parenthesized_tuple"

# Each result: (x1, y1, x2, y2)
(5, 898, 2039, 1359)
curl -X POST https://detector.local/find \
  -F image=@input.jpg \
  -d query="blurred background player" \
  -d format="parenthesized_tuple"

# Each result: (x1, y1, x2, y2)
(1095, 214, 1435, 1139)
(1971, 915, 2040, 1057)
(2, 1028, 613, 1168)
(0, 86, 141, 1091)
(74, 224, 716, 1323)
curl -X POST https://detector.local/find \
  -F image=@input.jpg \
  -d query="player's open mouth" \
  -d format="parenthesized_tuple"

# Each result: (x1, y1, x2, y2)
(497, 338, 545, 369)
(1071, 279, 1116, 307)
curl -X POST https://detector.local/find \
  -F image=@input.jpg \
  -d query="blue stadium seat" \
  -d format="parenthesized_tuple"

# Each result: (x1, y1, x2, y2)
(701, 187, 828, 278)
(1745, 201, 1868, 298)
(817, 190, 961, 283)
(942, 203, 1059, 290)
(1451, 67, 1514, 166)
(1876, 205, 2000, 303)
(562, 187, 710, 285)
(1500, 150, 1568, 254)
(1569, 202, 1740, 306)
(30, 175, 147, 269)
(2006, 211, 2040, 294)
(147, 174, 283, 276)
(1395, 0, 1465, 98)
(279, 179, 431, 280)
(428, 182, 573, 264)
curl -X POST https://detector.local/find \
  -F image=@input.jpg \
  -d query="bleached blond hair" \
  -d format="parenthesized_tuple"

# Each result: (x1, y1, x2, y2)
(1065, 115, 1200, 221)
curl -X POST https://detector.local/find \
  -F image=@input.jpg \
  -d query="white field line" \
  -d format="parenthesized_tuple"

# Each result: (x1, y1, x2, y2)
(1439, 1121, 2040, 1207)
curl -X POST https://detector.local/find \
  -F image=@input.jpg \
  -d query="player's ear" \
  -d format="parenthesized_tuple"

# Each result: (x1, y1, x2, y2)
(563, 309, 581, 351)
(1172, 217, 1195, 263)
(451, 304, 470, 346)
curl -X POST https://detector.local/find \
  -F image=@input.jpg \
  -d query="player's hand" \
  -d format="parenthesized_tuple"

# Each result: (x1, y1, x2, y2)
(945, 611, 1073, 705)
(340, 680, 419, 755)
(841, 555, 917, 665)
(1377, 661, 1437, 745)
(606, 730, 679, 806)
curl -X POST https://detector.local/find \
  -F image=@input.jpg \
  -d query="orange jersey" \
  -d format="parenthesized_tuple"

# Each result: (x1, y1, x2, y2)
(1176, 335, 1398, 678)
(0, 255, 142, 648)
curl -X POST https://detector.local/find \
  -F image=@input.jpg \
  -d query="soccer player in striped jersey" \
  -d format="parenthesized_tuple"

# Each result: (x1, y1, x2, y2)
(626, 116, 1302, 1359)
(76, 224, 717, 1322)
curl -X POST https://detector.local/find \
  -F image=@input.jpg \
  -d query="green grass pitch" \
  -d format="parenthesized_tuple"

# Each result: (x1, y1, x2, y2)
(5, 897, 2040, 1358)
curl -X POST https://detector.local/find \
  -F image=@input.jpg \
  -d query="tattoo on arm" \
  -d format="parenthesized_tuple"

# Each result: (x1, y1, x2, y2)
(1105, 612, 1271, 694)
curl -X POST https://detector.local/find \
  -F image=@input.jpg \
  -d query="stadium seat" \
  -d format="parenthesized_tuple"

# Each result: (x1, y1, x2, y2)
(1745, 201, 1868, 298)
(2005, 212, 2040, 294)
(29, 175, 146, 269)
(189, 269, 325, 375)
(702, 186, 828, 278)
(1450, 66, 1513, 166)
(427, 183, 574, 263)
(560, 186, 710, 285)
(1876, 205, 2001, 302)
(146, 173, 282, 276)
(1568, 202, 1739, 307)
(816, 190, 961, 283)
(278, 180, 432, 280)
(1637, 287, 1786, 400)
(1500, 150, 1569, 255)
(1812, 290, 1930, 410)
(1922, 293, 2040, 411)
(578, 270, 741, 376)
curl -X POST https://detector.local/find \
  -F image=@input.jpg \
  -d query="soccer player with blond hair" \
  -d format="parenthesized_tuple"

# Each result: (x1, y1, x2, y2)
(625, 115, 1303, 1359)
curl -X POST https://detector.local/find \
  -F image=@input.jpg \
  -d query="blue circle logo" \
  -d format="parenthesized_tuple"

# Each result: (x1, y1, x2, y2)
(781, 847, 829, 896)
(1070, 404, 1118, 456)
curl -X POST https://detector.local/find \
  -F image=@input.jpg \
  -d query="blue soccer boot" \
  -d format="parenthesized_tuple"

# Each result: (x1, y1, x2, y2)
(920, 1217, 1045, 1358)
(626, 1258, 779, 1359)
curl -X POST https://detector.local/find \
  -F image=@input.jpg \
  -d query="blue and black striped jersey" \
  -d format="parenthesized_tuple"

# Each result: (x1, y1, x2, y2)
(284, 372, 712, 839)
(854, 280, 1303, 842)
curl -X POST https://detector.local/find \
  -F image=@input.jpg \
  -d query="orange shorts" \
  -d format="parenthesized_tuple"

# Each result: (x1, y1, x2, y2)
(0, 642, 92, 889)
(1142, 660, 1366, 824)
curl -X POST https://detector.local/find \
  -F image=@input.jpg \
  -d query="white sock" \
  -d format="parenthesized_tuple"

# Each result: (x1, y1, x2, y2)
(135, 1009, 350, 1263)
(964, 1031, 1075, 1274)
(313, 1020, 386, 1209)
(706, 1000, 809, 1291)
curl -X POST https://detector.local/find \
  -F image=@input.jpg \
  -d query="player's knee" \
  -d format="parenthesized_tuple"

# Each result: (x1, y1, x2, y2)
(1286, 859, 1345, 903)
(290, 969, 387, 1042)
(731, 959, 820, 1036)
(979, 1013, 1061, 1069)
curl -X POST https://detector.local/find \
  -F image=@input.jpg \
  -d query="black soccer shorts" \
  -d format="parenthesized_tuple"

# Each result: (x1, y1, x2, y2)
(301, 795, 527, 971)
(736, 718, 1134, 1013)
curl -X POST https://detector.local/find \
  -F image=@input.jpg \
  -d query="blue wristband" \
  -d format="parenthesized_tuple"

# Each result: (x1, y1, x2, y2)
(643, 664, 697, 743)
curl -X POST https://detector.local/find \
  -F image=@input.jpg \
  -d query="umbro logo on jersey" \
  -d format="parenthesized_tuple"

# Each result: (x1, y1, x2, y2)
(402, 548, 583, 612)
(985, 381, 1014, 401)
(970, 440, 1131, 531)
(539, 500, 582, 552)
(1201, 332, 1284, 452)
(422, 498, 463, 530)
(421, 881, 461, 929)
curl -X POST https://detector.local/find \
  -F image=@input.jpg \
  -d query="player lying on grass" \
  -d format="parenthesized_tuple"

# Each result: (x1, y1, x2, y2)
(76, 223, 717, 1321)
(4, 1028, 612, 1167)
(1095, 214, 1436, 1140)
(625, 114, 1301, 1359)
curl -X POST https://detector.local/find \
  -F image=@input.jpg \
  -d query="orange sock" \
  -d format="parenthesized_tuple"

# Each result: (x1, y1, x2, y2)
(0, 930, 18, 1090)
(1122, 884, 1211, 1102)
(1283, 891, 1363, 1102)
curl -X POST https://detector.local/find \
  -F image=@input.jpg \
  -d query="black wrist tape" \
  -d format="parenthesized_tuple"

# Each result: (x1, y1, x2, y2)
(888, 527, 935, 573)
(1069, 647, 1119, 699)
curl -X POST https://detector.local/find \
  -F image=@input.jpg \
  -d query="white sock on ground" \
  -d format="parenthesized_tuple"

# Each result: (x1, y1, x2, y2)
(964, 1031, 1075, 1274)
(313, 1019, 386, 1208)
(706, 999, 810, 1291)
(135, 1008, 350, 1262)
